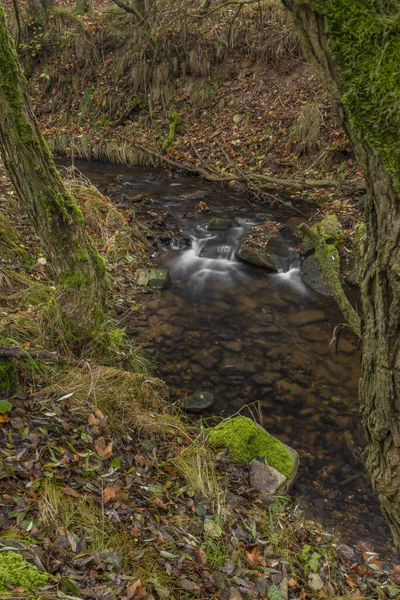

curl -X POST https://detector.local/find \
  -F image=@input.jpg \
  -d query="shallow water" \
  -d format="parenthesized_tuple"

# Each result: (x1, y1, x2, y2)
(64, 159, 395, 555)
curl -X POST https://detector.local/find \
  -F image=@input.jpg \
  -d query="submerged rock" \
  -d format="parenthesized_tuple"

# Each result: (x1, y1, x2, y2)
(235, 222, 281, 270)
(300, 254, 332, 296)
(220, 357, 256, 375)
(249, 460, 287, 498)
(208, 416, 299, 485)
(182, 391, 214, 413)
(137, 268, 171, 290)
(207, 218, 232, 230)
(180, 190, 208, 201)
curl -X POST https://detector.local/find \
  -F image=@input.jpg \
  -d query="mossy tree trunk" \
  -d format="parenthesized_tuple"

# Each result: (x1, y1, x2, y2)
(282, 0, 400, 545)
(0, 6, 107, 339)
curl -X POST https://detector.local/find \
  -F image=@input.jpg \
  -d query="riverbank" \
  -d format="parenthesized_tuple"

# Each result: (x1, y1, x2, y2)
(0, 158, 399, 598)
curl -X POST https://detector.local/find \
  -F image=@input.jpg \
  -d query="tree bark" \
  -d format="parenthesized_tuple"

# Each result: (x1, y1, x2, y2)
(282, 0, 400, 545)
(0, 6, 107, 339)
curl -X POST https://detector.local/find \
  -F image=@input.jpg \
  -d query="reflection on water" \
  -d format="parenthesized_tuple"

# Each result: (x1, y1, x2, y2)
(62, 159, 395, 555)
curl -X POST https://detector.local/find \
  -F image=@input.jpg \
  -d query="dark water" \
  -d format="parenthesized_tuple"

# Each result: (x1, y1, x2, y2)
(63, 159, 395, 556)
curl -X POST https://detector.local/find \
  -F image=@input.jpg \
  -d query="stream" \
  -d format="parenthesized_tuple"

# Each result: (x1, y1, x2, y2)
(63, 159, 394, 555)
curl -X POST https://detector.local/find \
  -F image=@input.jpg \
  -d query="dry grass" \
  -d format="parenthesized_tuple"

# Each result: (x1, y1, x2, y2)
(173, 443, 225, 512)
(42, 364, 182, 434)
(292, 103, 323, 156)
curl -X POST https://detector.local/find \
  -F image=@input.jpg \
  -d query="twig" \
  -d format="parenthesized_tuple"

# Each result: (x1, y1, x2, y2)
(0, 345, 80, 365)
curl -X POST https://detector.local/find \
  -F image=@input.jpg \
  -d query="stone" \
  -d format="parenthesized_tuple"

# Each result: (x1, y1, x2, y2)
(300, 254, 332, 296)
(235, 222, 282, 270)
(249, 460, 287, 498)
(221, 340, 242, 353)
(252, 372, 282, 386)
(181, 391, 214, 414)
(286, 308, 326, 325)
(208, 416, 299, 484)
(137, 268, 171, 290)
(195, 351, 219, 370)
(207, 218, 232, 230)
(220, 357, 256, 375)
(180, 190, 208, 201)
(314, 213, 343, 244)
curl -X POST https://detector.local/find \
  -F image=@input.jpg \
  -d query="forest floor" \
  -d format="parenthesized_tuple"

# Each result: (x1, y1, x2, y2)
(0, 1, 396, 599)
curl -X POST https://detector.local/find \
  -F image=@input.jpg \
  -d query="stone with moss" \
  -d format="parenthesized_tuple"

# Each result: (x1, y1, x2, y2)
(208, 416, 299, 483)
(312, 214, 343, 244)
(207, 218, 231, 230)
(137, 268, 171, 290)
(0, 551, 51, 593)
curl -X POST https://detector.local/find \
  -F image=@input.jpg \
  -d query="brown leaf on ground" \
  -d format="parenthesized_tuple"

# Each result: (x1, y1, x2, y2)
(88, 408, 108, 435)
(122, 579, 147, 599)
(94, 437, 113, 459)
(63, 486, 80, 498)
(245, 545, 266, 567)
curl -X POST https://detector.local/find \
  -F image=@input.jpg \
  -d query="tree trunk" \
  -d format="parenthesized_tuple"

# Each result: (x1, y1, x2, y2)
(0, 6, 107, 339)
(282, 0, 400, 545)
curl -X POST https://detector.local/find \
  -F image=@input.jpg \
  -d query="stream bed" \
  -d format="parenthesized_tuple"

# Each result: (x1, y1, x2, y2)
(64, 159, 394, 555)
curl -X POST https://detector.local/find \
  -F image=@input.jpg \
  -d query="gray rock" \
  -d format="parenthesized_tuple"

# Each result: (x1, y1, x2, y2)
(137, 268, 171, 290)
(221, 357, 256, 375)
(207, 218, 232, 230)
(249, 460, 287, 498)
(182, 391, 214, 413)
(300, 254, 332, 296)
(252, 372, 282, 386)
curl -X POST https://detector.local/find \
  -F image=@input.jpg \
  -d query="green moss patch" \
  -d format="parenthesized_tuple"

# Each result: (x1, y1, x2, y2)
(312, 214, 343, 244)
(0, 551, 51, 593)
(313, 0, 400, 182)
(208, 416, 295, 478)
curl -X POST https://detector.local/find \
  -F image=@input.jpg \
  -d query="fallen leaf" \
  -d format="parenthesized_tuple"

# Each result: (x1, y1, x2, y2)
(94, 437, 113, 459)
(123, 579, 147, 599)
(246, 545, 266, 567)
(63, 486, 80, 499)
(103, 485, 118, 503)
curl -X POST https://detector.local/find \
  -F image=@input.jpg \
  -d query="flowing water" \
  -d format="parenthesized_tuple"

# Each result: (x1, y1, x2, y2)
(64, 159, 395, 555)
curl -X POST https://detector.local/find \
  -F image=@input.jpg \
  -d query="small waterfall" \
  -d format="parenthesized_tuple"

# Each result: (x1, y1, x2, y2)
(171, 225, 248, 290)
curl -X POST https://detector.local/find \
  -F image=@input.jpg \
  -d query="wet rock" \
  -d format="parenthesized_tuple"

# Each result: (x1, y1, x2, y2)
(287, 309, 326, 325)
(235, 222, 282, 270)
(252, 372, 282, 386)
(195, 351, 219, 370)
(221, 340, 242, 353)
(300, 254, 332, 296)
(137, 268, 171, 290)
(182, 391, 214, 413)
(315, 213, 344, 243)
(249, 460, 287, 498)
(275, 379, 305, 397)
(180, 190, 208, 201)
(221, 357, 256, 375)
(207, 218, 232, 230)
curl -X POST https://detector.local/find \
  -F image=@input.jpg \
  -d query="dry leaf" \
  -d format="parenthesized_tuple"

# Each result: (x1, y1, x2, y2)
(246, 545, 266, 567)
(63, 486, 80, 499)
(103, 485, 118, 503)
(195, 548, 207, 566)
(123, 579, 147, 599)
(94, 437, 113, 459)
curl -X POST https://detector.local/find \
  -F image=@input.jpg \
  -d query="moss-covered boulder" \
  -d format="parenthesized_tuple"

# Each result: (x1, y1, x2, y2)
(137, 268, 171, 290)
(236, 222, 281, 270)
(0, 551, 51, 593)
(208, 416, 299, 485)
(207, 218, 231, 230)
(312, 214, 343, 244)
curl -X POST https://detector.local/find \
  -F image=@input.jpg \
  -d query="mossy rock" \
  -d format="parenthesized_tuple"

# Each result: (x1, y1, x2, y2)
(137, 268, 171, 290)
(207, 218, 231, 230)
(0, 551, 51, 593)
(312, 214, 343, 245)
(300, 254, 333, 296)
(208, 416, 299, 482)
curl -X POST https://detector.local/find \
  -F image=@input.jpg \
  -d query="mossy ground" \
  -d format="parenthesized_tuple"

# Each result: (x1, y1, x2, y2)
(0, 551, 50, 593)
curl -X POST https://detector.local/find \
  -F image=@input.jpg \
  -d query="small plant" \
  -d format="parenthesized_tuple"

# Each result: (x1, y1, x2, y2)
(301, 543, 321, 572)
(204, 539, 230, 568)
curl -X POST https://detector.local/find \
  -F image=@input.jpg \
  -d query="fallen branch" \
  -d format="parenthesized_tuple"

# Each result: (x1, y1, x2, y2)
(132, 142, 366, 192)
(0, 345, 80, 366)
(298, 223, 361, 336)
